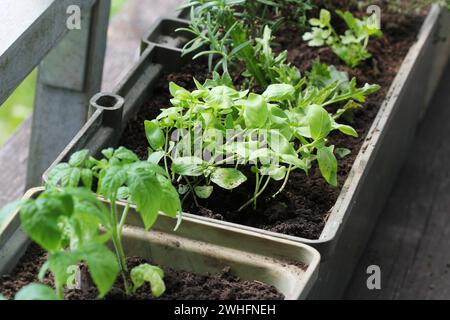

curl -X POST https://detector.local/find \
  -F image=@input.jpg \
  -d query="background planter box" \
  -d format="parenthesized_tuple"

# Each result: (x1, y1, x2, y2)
(0, 188, 320, 300)
(42, 5, 450, 299)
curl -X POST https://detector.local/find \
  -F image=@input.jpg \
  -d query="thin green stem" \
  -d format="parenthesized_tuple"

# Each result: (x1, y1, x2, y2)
(118, 202, 130, 234)
(272, 165, 292, 199)
(184, 177, 199, 207)
(110, 199, 132, 295)
(238, 176, 272, 212)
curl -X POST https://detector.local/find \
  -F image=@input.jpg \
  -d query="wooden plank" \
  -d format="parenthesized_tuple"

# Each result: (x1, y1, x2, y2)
(0, 118, 31, 206)
(345, 62, 450, 300)
(0, 0, 182, 207)
(101, 0, 182, 91)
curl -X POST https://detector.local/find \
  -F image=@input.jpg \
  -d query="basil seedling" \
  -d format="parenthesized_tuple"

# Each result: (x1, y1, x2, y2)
(303, 9, 383, 67)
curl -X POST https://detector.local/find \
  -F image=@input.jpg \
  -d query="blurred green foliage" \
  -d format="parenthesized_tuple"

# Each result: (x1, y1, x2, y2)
(0, 0, 128, 146)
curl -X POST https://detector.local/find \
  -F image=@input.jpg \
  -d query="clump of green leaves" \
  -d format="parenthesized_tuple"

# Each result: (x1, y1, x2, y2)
(3, 147, 181, 300)
(303, 9, 383, 67)
(146, 63, 379, 210)
(178, 0, 313, 88)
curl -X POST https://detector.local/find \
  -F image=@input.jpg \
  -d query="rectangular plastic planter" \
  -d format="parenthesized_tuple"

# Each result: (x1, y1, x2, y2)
(0, 188, 320, 300)
(42, 5, 450, 299)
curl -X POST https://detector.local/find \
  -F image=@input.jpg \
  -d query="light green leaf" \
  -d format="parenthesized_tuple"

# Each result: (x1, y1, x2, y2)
(262, 84, 295, 102)
(308, 105, 332, 140)
(320, 9, 331, 26)
(15, 284, 59, 301)
(81, 244, 120, 298)
(243, 93, 268, 128)
(334, 124, 358, 137)
(194, 185, 214, 199)
(145, 120, 166, 151)
(20, 193, 74, 252)
(46, 163, 82, 188)
(169, 82, 191, 99)
(148, 151, 165, 164)
(131, 264, 165, 298)
(156, 174, 181, 218)
(335, 148, 351, 158)
(127, 167, 162, 230)
(317, 146, 337, 186)
(69, 150, 89, 167)
(100, 166, 127, 200)
(47, 251, 81, 295)
(171, 157, 205, 177)
(0, 200, 22, 230)
(269, 130, 297, 156)
(81, 169, 93, 189)
(211, 168, 247, 190)
(113, 147, 140, 163)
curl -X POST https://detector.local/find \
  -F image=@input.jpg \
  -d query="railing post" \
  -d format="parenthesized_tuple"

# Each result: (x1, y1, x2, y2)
(26, 0, 111, 188)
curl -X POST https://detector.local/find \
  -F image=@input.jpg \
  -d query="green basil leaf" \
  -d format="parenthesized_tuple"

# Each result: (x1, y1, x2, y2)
(99, 166, 127, 200)
(308, 105, 332, 140)
(113, 147, 139, 163)
(243, 93, 268, 128)
(69, 150, 89, 167)
(171, 157, 205, 177)
(194, 185, 214, 199)
(317, 146, 338, 186)
(262, 84, 295, 101)
(211, 168, 247, 190)
(130, 264, 165, 298)
(20, 193, 73, 252)
(15, 284, 59, 301)
(145, 120, 166, 151)
(127, 167, 162, 230)
(81, 244, 120, 298)
(81, 169, 93, 189)
(156, 174, 181, 218)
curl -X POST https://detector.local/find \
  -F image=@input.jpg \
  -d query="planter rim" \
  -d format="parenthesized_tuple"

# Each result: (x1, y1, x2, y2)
(0, 187, 321, 300)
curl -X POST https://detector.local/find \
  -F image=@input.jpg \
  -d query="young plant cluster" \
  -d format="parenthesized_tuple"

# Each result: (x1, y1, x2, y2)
(141, 1, 383, 209)
(147, 59, 379, 209)
(178, 0, 312, 87)
(1, 148, 181, 300)
(303, 9, 383, 67)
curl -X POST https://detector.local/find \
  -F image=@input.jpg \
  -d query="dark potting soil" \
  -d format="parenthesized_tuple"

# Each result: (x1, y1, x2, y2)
(0, 244, 284, 300)
(119, 4, 425, 240)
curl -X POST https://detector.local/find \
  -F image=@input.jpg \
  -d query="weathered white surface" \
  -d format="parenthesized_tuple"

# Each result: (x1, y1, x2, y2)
(0, 0, 182, 207)
(0, 0, 54, 55)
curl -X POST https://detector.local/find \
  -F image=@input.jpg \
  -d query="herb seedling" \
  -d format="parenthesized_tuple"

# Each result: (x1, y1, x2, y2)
(303, 9, 383, 67)
(2, 147, 182, 300)
(146, 65, 379, 210)
(178, 0, 313, 88)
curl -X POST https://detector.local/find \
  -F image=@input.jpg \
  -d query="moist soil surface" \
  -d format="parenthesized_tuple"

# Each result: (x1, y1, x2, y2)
(0, 244, 284, 300)
(119, 3, 425, 240)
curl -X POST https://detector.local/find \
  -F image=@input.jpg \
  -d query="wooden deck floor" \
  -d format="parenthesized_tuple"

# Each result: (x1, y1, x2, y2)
(1, 0, 450, 300)
(345, 62, 450, 300)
